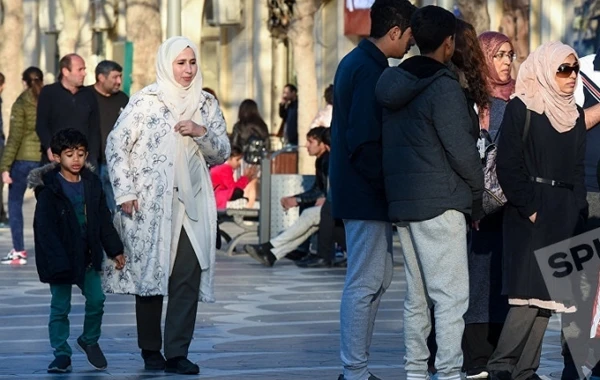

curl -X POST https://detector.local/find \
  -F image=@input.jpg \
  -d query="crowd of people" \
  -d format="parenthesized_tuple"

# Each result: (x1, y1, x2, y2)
(331, 1, 600, 380)
(2, 0, 600, 378)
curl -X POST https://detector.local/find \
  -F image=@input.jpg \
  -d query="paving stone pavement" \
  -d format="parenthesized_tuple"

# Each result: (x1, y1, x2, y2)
(0, 197, 570, 379)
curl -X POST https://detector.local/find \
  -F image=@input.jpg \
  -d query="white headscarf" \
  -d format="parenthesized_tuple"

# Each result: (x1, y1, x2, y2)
(155, 36, 204, 121)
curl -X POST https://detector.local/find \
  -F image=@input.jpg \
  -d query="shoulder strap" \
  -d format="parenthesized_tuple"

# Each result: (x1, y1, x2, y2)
(581, 71, 600, 104)
(522, 109, 531, 143)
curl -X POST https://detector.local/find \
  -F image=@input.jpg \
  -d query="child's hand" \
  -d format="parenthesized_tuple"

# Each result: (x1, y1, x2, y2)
(113, 254, 125, 270)
(244, 166, 258, 180)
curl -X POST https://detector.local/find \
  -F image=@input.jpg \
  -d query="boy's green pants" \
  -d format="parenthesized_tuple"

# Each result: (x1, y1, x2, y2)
(48, 268, 106, 357)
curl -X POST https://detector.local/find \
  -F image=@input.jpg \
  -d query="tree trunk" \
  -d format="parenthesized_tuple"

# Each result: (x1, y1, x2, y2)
(500, 0, 530, 76)
(456, 0, 490, 35)
(126, 0, 162, 93)
(0, 0, 24, 137)
(57, 0, 82, 54)
(288, 0, 321, 174)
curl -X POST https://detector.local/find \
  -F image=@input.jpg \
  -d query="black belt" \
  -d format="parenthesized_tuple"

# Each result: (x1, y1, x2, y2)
(530, 176, 574, 190)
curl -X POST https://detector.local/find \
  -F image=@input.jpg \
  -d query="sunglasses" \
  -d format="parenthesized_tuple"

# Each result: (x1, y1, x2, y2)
(556, 64, 580, 78)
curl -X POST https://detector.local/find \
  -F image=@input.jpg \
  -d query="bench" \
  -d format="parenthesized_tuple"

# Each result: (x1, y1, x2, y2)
(217, 208, 259, 256)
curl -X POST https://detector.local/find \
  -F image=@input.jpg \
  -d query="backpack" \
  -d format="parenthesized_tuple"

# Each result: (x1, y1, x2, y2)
(480, 109, 531, 216)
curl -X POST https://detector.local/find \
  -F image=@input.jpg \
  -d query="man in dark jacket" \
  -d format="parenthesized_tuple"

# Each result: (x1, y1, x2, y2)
(90, 60, 129, 213)
(375, 6, 483, 380)
(329, 1, 416, 379)
(244, 127, 330, 266)
(36, 54, 101, 167)
(29, 129, 124, 374)
(277, 84, 298, 145)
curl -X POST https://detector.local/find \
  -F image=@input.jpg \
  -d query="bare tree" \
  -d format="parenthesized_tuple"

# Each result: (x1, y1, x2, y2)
(500, 0, 530, 75)
(126, 0, 162, 93)
(0, 0, 24, 137)
(268, 0, 322, 173)
(456, 0, 490, 35)
(57, 0, 87, 54)
(288, 0, 322, 173)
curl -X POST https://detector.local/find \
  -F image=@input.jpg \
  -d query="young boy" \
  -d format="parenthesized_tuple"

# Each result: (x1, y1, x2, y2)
(210, 145, 258, 209)
(29, 128, 125, 373)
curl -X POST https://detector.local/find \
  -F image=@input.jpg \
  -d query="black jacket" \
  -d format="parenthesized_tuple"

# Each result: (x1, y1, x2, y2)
(294, 151, 329, 206)
(29, 163, 123, 284)
(36, 83, 101, 166)
(329, 39, 389, 221)
(498, 98, 586, 301)
(376, 56, 484, 222)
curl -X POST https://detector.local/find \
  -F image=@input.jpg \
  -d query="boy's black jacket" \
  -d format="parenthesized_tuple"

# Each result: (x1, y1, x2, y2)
(28, 163, 123, 284)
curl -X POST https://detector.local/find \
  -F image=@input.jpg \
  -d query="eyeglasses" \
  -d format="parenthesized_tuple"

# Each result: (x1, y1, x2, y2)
(556, 64, 580, 78)
(493, 51, 517, 62)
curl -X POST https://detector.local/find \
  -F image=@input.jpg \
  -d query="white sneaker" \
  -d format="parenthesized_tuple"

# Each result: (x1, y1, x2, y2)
(466, 371, 489, 379)
(0, 249, 27, 265)
(467, 371, 490, 379)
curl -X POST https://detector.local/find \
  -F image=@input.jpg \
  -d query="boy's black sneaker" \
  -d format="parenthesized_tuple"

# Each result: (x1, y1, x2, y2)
(142, 349, 166, 370)
(165, 356, 200, 375)
(76, 337, 107, 370)
(47, 355, 72, 373)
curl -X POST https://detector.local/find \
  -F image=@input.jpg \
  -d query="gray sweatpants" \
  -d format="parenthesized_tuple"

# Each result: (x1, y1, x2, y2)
(340, 220, 394, 380)
(398, 209, 468, 380)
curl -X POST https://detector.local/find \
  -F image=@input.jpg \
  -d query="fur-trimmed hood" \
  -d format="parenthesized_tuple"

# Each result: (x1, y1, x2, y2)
(27, 162, 96, 193)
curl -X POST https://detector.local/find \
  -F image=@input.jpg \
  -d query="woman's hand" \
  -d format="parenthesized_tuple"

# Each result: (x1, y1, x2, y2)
(174, 120, 207, 137)
(121, 200, 139, 216)
(529, 212, 537, 223)
(2, 171, 12, 185)
(113, 254, 126, 270)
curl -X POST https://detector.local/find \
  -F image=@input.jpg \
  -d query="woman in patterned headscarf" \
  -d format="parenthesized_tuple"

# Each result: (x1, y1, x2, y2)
(104, 36, 230, 374)
(487, 41, 586, 380)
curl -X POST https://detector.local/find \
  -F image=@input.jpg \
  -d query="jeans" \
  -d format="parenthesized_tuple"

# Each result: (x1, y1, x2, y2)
(49, 268, 106, 357)
(99, 164, 116, 213)
(8, 160, 39, 251)
(340, 220, 394, 380)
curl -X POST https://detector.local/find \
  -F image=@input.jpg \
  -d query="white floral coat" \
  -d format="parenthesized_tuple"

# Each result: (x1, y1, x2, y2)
(102, 83, 229, 302)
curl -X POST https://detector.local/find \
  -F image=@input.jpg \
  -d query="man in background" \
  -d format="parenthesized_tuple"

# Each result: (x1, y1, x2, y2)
(90, 60, 129, 212)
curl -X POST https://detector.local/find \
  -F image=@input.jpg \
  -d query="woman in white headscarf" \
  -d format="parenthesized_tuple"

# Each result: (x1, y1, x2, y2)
(103, 36, 230, 375)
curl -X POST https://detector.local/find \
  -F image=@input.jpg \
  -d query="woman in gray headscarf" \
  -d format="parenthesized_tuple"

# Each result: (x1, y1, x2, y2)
(103, 36, 230, 375)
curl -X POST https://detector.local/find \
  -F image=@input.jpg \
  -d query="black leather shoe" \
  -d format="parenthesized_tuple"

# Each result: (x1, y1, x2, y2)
(141, 350, 165, 370)
(489, 370, 512, 380)
(285, 250, 309, 261)
(296, 257, 332, 268)
(244, 244, 276, 267)
(164, 356, 200, 375)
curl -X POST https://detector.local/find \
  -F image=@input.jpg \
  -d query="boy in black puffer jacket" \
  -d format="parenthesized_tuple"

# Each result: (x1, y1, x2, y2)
(28, 128, 124, 374)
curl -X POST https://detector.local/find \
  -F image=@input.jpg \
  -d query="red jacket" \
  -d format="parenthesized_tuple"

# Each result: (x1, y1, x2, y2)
(210, 163, 249, 209)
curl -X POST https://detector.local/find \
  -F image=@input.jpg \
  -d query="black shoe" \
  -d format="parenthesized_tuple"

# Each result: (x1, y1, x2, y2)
(165, 356, 200, 375)
(296, 257, 332, 268)
(285, 250, 309, 261)
(244, 244, 276, 267)
(332, 257, 347, 268)
(76, 337, 107, 370)
(141, 349, 166, 370)
(47, 355, 72, 373)
(337, 374, 381, 380)
(489, 371, 512, 380)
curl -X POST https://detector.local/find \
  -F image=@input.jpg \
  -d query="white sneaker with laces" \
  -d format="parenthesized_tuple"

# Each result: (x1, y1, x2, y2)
(0, 249, 27, 265)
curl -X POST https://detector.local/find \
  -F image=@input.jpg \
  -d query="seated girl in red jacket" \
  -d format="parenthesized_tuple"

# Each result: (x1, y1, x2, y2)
(210, 146, 258, 209)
